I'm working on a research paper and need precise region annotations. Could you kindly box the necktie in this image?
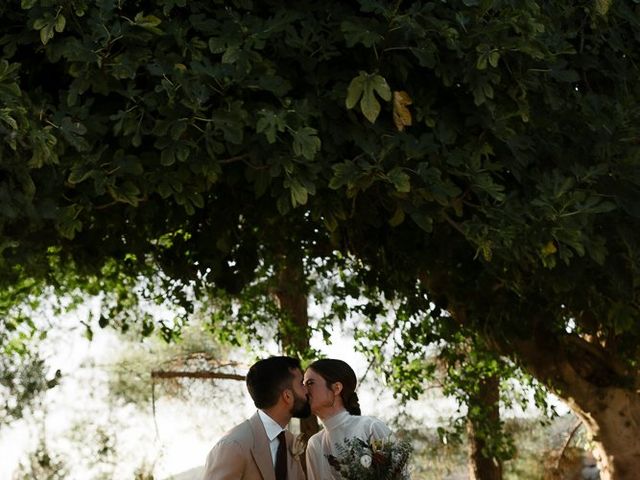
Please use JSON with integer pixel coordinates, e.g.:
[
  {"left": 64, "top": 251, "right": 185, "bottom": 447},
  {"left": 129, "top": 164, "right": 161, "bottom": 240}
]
[{"left": 275, "top": 430, "right": 287, "bottom": 480}]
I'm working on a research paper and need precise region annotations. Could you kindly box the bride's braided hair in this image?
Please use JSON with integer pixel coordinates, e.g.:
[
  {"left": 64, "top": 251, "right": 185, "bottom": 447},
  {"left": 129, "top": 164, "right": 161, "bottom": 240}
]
[{"left": 308, "top": 359, "right": 361, "bottom": 416}]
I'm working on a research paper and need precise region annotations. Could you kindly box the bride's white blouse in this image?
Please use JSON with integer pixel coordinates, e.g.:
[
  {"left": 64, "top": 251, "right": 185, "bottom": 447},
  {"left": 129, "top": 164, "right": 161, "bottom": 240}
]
[{"left": 305, "top": 409, "right": 392, "bottom": 480}]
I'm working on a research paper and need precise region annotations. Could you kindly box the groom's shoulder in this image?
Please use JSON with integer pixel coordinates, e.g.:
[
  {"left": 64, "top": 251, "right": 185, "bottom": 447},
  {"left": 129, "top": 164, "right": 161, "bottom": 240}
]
[{"left": 223, "top": 417, "right": 253, "bottom": 439}]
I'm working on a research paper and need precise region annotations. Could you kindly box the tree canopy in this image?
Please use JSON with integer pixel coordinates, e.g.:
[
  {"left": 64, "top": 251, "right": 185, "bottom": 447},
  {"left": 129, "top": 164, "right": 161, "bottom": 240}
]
[{"left": 2, "top": 1, "right": 640, "bottom": 477}]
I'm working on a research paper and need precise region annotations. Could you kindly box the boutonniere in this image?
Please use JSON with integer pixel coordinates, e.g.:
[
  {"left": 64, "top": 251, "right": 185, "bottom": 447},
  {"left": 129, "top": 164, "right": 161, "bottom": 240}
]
[{"left": 290, "top": 433, "right": 307, "bottom": 459}]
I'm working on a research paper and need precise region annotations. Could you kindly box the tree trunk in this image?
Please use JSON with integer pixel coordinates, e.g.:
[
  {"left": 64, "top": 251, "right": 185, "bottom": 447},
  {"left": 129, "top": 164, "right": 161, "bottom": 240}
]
[
  {"left": 495, "top": 329, "right": 640, "bottom": 480},
  {"left": 467, "top": 373, "right": 503, "bottom": 480},
  {"left": 273, "top": 255, "right": 320, "bottom": 448},
  {"left": 274, "top": 256, "right": 311, "bottom": 355},
  {"left": 547, "top": 366, "right": 640, "bottom": 480},
  {"left": 427, "top": 279, "right": 640, "bottom": 480},
  {"left": 573, "top": 389, "right": 640, "bottom": 480}
]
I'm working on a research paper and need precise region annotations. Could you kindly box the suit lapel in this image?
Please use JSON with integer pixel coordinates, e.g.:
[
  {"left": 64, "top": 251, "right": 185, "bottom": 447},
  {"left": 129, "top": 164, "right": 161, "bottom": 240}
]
[{"left": 249, "top": 413, "right": 276, "bottom": 480}]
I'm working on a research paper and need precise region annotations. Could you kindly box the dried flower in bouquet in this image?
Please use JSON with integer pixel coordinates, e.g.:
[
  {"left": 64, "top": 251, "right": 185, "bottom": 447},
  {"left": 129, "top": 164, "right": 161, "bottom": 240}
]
[{"left": 325, "top": 434, "right": 412, "bottom": 479}]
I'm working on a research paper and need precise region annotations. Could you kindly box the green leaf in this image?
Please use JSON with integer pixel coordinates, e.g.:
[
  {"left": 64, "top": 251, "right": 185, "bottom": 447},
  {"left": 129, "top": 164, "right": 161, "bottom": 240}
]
[
  {"left": 256, "top": 110, "right": 286, "bottom": 143},
  {"left": 341, "top": 20, "right": 383, "bottom": 48},
  {"left": 346, "top": 74, "right": 366, "bottom": 109},
  {"left": 222, "top": 46, "right": 241, "bottom": 64},
  {"left": 476, "top": 44, "right": 493, "bottom": 70},
  {"left": 109, "top": 181, "right": 141, "bottom": 206},
  {"left": 40, "top": 24, "right": 54, "bottom": 45},
  {"left": 55, "top": 14, "right": 66, "bottom": 33},
  {"left": 388, "top": 207, "right": 405, "bottom": 226},
  {"left": 0, "top": 110, "right": 18, "bottom": 130},
  {"left": 60, "top": 117, "right": 89, "bottom": 151},
  {"left": 84, "top": 325, "right": 94, "bottom": 341},
  {"left": 370, "top": 74, "right": 391, "bottom": 102},
  {"left": 161, "top": 148, "right": 175, "bottom": 166},
  {"left": 133, "top": 13, "right": 163, "bottom": 34},
  {"left": 57, "top": 205, "right": 83, "bottom": 239},
  {"left": 208, "top": 37, "right": 227, "bottom": 54},
  {"left": 473, "top": 173, "right": 505, "bottom": 201},
  {"left": 190, "top": 191, "right": 205, "bottom": 208},
  {"left": 329, "top": 161, "right": 359, "bottom": 190},
  {"left": 68, "top": 166, "right": 93, "bottom": 184},
  {"left": 134, "top": 13, "right": 161, "bottom": 27},
  {"left": 175, "top": 143, "right": 190, "bottom": 163},
  {"left": 211, "top": 106, "right": 246, "bottom": 144},
  {"left": 360, "top": 82, "right": 381, "bottom": 124},
  {"left": 289, "top": 179, "right": 308, "bottom": 206},
  {"left": 387, "top": 168, "right": 411, "bottom": 193},
  {"left": 33, "top": 18, "right": 48, "bottom": 30},
  {"left": 16, "top": 171, "right": 36, "bottom": 198},
  {"left": 357, "top": 73, "right": 391, "bottom": 123},
  {"left": 258, "top": 74, "right": 291, "bottom": 96},
  {"left": 412, "top": 46, "right": 436, "bottom": 68},
  {"left": 488, "top": 51, "right": 500, "bottom": 68},
  {"left": 157, "top": 181, "right": 172, "bottom": 198},
  {"left": 292, "top": 127, "right": 321, "bottom": 160},
  {"left": 410, "top": 212, "right": 433, "bottom": 232}
]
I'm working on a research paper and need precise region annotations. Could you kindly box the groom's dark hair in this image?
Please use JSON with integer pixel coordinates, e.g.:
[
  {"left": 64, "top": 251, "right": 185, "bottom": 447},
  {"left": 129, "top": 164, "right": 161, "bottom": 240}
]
[{"left": 246, "top": 356, "right": 302, "bottom": 408}]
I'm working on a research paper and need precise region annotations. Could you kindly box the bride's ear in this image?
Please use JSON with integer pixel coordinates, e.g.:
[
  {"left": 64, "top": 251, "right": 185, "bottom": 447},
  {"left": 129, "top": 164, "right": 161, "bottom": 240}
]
[{"left": 331, "top": 382, "right": 343, "bottom": 396}]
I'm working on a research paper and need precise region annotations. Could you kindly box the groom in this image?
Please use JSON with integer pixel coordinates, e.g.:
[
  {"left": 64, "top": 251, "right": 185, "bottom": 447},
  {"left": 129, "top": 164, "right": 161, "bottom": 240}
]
[{"left": 202, "top": 356, "right": 311, "bottom": 480}]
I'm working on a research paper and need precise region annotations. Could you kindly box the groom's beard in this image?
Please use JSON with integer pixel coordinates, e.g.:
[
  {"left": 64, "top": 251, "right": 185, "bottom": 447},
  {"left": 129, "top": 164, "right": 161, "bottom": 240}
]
[{"left": 291, "top": 393, "right": 311, "bottom": 419}]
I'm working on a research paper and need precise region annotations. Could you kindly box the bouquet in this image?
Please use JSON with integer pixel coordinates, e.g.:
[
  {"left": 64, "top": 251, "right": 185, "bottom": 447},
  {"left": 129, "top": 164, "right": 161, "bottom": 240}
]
[{"left": 326, "top": 434, "right": 412, "bottom": 480}]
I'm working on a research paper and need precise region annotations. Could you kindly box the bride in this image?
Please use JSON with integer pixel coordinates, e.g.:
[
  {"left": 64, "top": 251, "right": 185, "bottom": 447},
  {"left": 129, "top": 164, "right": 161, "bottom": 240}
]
[{"left": 303, "top": 358, "right": 404, "bottom": 479}]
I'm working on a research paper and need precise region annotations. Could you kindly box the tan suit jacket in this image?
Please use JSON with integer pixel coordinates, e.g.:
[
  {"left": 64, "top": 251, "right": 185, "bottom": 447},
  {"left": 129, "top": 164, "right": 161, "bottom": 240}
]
[{"left": 202, "top": 412, "right": 306, "bottom": 480}]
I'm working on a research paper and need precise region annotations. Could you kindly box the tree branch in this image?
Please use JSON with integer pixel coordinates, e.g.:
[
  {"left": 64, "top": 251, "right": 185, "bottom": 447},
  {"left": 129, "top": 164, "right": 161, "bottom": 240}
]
[{"left": 151, "top": 370, "right": 245, "bottom": 381}]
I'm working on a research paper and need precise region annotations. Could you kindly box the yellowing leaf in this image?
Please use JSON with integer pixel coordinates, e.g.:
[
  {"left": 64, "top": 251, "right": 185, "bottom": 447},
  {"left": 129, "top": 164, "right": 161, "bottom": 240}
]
[
  {"left": 133, "top": 12, "right": 163, "bottom": 34},
  {"left": 392, "top": 91, "right": 413, "bottom": 132},
  {"left": 542, "top": 241, "right": 557, "bottom": 256},
  {"left": 595, "top": 0, "right": 612, "bottom": 15},
  {"left": 388, "top": 207, "right": 405, "bottom": 226}
]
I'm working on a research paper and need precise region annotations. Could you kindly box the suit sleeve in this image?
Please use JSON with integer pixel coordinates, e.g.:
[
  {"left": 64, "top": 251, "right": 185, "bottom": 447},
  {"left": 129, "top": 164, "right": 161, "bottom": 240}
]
[{"left": 202, "top": 439, "right": 245, "bottom": 480}]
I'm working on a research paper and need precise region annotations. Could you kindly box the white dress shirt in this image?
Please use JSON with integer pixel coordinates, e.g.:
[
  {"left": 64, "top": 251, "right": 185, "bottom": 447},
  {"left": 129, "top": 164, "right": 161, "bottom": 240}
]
[{"left": 257, "top": 409, "right": 286, "bottom": 466}]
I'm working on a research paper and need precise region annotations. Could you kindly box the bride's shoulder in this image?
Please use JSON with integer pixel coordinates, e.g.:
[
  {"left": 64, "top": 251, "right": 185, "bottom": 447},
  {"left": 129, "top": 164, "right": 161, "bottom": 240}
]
[
  {"left": 358, "top": 415, "right": 392, "bottom": 436},
  {"left": 357, "top": 415, "right": 387, "bottom": 426},
  {"left": 307, "top": 429, "right": 324, "bottom": 447}
]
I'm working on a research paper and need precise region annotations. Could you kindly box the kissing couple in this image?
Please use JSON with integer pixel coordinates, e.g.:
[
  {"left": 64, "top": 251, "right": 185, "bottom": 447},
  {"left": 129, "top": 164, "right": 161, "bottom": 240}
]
[{"left": 201, "top": 356, "right": 401, "bottom": 480}]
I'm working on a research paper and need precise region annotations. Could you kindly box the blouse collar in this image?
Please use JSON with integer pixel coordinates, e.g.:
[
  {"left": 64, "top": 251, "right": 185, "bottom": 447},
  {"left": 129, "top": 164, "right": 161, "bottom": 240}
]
[{"left": 322, "top": 409, "right": 350, "bottom": 431}]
